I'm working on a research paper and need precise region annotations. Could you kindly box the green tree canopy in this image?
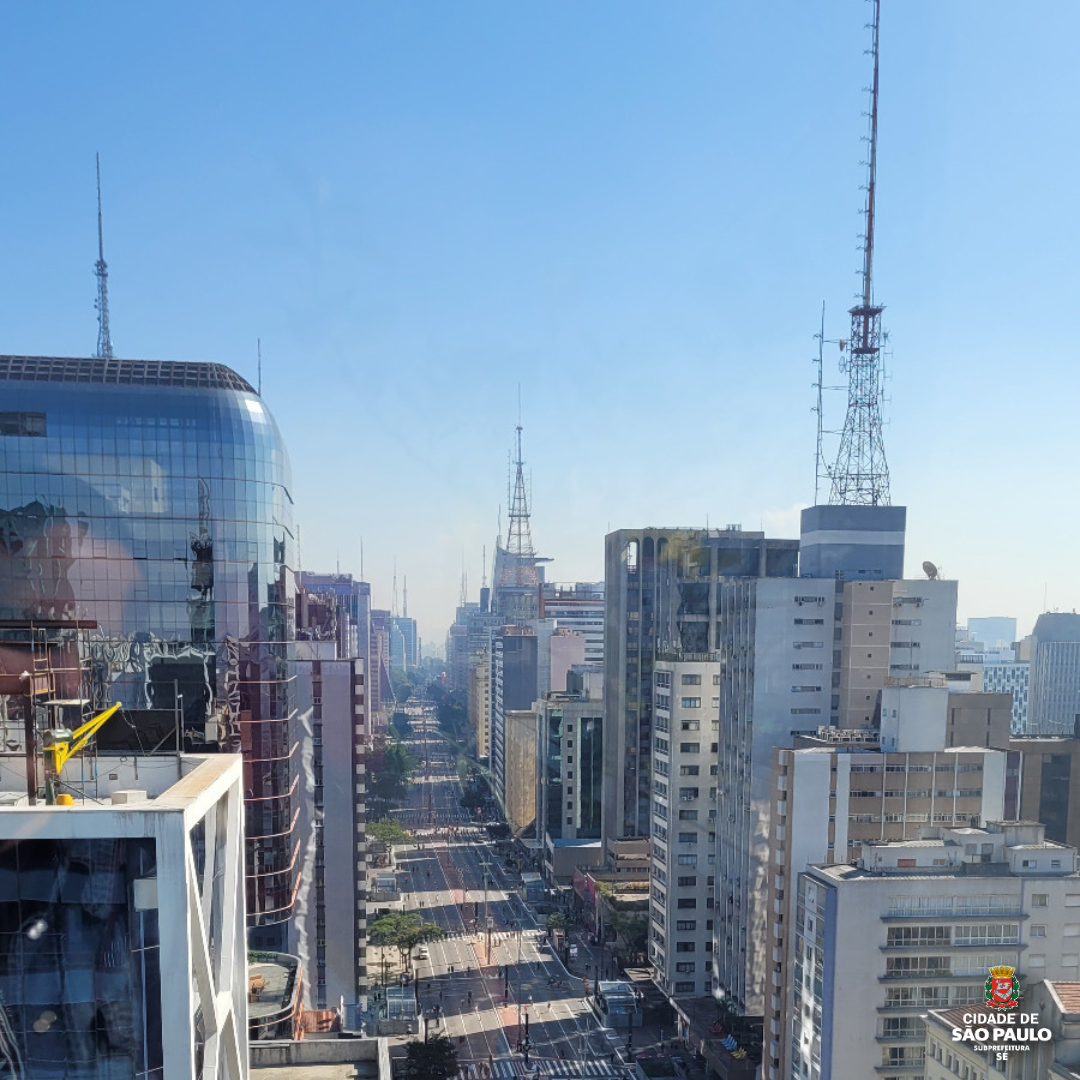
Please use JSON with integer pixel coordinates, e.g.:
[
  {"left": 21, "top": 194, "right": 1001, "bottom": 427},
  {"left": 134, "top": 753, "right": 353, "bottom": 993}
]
[
  {"left": 403, "top": 1035, "right": 458, "bottom": 1080},
  {"left": 546, "top": 912, "right": 567, "bottom": 931},
  {"left": 367, "top": 818, "right": 414, "bottom": 847},
  {"left": 607, "top": 909, "right": 648, "bottom": 961},
  {"left": 368, "top": 912, "right": 444, "bottom": 971}
]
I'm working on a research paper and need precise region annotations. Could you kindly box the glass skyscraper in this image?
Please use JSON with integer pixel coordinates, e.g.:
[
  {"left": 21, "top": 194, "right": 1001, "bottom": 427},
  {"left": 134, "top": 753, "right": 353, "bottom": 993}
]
[{"left": 0, "top": 355, "right": 297, "bottom": 941}]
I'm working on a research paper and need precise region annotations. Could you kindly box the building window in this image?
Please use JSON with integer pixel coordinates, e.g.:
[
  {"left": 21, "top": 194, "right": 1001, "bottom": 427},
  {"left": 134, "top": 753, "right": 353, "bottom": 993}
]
[
  {"left": 675, "top": 962, "right": 696, "bottom": 973},
  {"left": 0, "top": 411, "right": 47, "bottom": 437},
  {"left": 681, "top": 674, "right": 702, "bottom": 686},
  {"left": 1033, "top": 894, "right": 1049, "bottom": 908},
  {"left": 676, "top": 920, "right": 696, "bottom": 931},
  {"left": 676, "top": 942, "right": 696, "bottom": 952},
  {"left": 675, "top": 981, "right": 695, "bottom": 993},
  {"left": 681, "top": 697, "right": 701, "bottom": 709},
  {"left": 679, "top": 765, "right": 699, "bottom": 777},
  {"left": 680, "top": 743, "right": 700, "bottom": 754}
]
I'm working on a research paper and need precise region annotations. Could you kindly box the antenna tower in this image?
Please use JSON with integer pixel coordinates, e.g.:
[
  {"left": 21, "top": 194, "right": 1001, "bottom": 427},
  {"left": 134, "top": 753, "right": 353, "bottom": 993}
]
[
  {"left": 403, "top": 576, "right": 408, "bottom": 619},
  {"left": 829, "top": 0, "right": 891, "bottom": 507},
  {"left": 506, "top": 420, "right": 536, "bottom": 582},
  {"left": 94, "top": 153, "right": 114, "bottom": 359}
]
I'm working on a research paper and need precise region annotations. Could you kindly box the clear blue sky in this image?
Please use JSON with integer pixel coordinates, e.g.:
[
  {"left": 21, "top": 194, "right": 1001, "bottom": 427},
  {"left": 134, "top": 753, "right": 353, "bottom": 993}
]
[{"left": 2, "top": 2, "right": 1078, "bottom": 647}]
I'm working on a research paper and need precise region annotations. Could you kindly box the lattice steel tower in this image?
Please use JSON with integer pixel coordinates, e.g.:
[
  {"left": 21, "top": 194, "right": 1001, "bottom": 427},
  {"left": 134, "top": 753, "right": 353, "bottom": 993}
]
[
  {"left": 506, "top": 420, "right": 536, "bottom": 579},
  {"left": 94, "top": 153, "right": 114, "bottom": 360},
  {"left": 829, "top": 0, "right": 890, "bottom": 506}
]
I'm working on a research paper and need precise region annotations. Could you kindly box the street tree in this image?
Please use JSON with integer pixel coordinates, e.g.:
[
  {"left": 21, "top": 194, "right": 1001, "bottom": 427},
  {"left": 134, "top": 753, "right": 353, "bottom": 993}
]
[
  {"left": 367, "top": 819, "right": 415, "bottom": 848},
  {"left": 403, "top": 1035, "right": 458, "bottom": 1080},
  {"left": 368, "top": 912, "right": 445, "bottom": 973}
]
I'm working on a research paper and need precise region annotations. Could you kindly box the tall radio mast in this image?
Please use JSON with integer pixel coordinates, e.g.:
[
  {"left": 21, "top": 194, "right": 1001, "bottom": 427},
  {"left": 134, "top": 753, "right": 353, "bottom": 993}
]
[
  {"left": 829, "top": 0, "right": 891, "bottom": 506},
  {"left": 94, "top": 154, "right": 114, "bottom": 360}
]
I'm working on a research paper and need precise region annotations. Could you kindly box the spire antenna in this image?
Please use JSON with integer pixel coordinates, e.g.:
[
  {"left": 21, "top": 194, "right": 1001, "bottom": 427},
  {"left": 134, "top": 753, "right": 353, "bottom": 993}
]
[
  {"left": 828, "top": 0, "right": 890, "bottom": 507},
  {"left": 94, "top": 153, "right": 114, "bottom": 359}
]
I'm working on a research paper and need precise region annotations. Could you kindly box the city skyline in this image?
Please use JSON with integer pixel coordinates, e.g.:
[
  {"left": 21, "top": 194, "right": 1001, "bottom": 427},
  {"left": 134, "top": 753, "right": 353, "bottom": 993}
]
[{"left": 1, "top": 1, "right": 1078, "bottom": 640}]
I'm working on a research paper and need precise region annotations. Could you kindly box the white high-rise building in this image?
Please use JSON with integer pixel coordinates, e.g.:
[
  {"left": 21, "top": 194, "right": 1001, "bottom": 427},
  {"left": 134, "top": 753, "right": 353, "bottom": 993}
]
[
  {"left": 649, "top": 657, "right": 721, "bottom": 1000},
  {"left": 790, "top": 822, "right": 1080, "bottom": 1080},
  {"left": 0, "top": 754, "right": 251, "bottom": 1079}
]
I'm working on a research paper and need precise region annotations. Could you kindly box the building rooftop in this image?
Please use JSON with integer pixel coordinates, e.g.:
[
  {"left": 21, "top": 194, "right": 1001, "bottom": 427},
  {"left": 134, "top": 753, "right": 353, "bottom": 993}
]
[
  {"left": 248, "top": 953, "right": 302, "bottom": 1024},
  {"left": 1048, "top": 982, "right": 1080, "bottom": 1017},
  {"left": 0, "top": 354, "right": 255, "bottom": 393},
  {"left": 0, "top": 753, "right": 240, "bottom": 810}
]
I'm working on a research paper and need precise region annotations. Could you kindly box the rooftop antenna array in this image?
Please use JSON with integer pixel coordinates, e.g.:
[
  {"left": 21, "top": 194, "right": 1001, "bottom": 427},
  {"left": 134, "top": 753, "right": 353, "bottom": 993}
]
[
  {"left": 828, "top": 0, "right": 891, "bottom": 507},
  {"left": 94, "top": 153, "right": 114, "bottom": 359}
]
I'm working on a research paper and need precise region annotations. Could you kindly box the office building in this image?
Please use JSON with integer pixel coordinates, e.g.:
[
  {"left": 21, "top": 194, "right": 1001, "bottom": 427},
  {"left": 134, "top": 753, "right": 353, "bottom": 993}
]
[
  {"left": 0, "top": 355, "right": 297, "bottom": 948},
  {"left": 835, "top": 576, "right": 959, "bottom": 727},
  {"left": 294, "top": 584, "right": 369, "bottom": 1013},
  {"left": 648, "top": 657, "right": 721, "bottom": 1000},
  {"left": 539, "top": 666, "right": 604, "bottom": 882},
  {"left": 1010, "top": 733, "right": 1080, "bottom": 848},
  {"left": 490, "top": 625, "right": 539, "bottom": 814},
  {"left": 369, "top": 609, "right": 392, "bottom": 712},
  {"left": 299, "top": 572, "right": 371, "bottom": 669},
  {"left": 984, "top": 661, "right": 1030, "bottom": 733},
  {"left": 1029, "top": 613, "right": 1080, "bottom": 733},
  {"left": 470, "top": 660, "right": 491, "bottom": 759},
  {"left": 712, "top": 501, "right": 958, "bottom": 1018},
  {"left": 0, "top": 752, "right": 253, "bottom": 1078},
  {"left": 530, "top": 621, "right": 587, "bottom": 701},
  {"left": 764, "top": 683, "right": 1011, "bottom": 1079},
  {"left": 540, "top": 581, "right": 605, "bottom": 665},
  {"left": 602, "top": 527, "right": 800, "bottom": 872},
  {"left": 504, "top": 708, "right": 538, "bottom": 835},
  {"left": 446, "top": 609, "right": 474, "bottom": 693},
  {"left": 790, "top": 822, "right": 1080, "bottom": 1080}
]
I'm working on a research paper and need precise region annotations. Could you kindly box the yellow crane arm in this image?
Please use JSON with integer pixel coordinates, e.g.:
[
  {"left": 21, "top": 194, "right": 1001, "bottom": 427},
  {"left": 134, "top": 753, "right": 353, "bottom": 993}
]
[{"left": 44, "top": 702, "right": 122, "bottom": 776}]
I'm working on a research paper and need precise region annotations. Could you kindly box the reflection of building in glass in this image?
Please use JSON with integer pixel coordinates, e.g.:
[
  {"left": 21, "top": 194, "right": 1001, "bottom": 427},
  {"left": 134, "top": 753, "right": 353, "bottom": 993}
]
[
  {"left": 0, "top": 356, "right": 297, "bottom": 948},
  {"left": 0, "top": 754, "right": 251, "bottom": 1079}
]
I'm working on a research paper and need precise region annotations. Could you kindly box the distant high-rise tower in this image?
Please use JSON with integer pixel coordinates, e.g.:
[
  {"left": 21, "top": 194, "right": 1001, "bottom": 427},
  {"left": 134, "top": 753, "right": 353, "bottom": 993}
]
[
  {"left": 829, "top": 0, "right": 890, "bottom": 507},
  {"left": 94, "top": 153, "right": 114, "bottom": 360}
]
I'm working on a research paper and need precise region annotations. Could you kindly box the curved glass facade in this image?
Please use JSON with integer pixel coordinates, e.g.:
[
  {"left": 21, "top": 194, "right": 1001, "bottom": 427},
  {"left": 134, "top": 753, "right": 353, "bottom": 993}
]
[{"left": 0, "top": 356, "right": 298, "bottom": 933}]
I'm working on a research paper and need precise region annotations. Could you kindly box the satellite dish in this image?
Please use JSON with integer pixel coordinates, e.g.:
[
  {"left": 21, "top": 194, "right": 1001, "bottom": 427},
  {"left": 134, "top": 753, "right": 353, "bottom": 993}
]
[{"left": 922, "top": 561, "right": 939, "bottom": 580}]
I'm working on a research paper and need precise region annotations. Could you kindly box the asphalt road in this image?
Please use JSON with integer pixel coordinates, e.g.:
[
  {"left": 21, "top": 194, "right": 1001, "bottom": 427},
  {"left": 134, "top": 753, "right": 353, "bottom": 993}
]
[{"left": 386, "top": 719, "right": 629, "bottom": 1071}]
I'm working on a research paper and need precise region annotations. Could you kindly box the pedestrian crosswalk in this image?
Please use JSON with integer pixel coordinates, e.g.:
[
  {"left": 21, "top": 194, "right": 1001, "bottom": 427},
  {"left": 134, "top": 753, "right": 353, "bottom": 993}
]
[{"left": 490, "top": 1061, "right": 626, "bottom": 1078}]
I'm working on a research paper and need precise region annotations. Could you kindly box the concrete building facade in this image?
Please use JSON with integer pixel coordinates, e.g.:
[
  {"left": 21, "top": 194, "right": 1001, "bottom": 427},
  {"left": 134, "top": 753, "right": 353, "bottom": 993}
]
[
  {"left": 538, "top": 667, "right": 604, "bottom": 882},
  {"left": 293, "top": 645, "right": 368, "bottom": 1011},
  {"left": 602, "top": 528, "right": 799, "bottom": 872},
  {"left": 790, "top": 822, "right": 1080, "bottom": 1080},
  {"left": 649, "top": 657, "right": 721, "bottom": 1001}
]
